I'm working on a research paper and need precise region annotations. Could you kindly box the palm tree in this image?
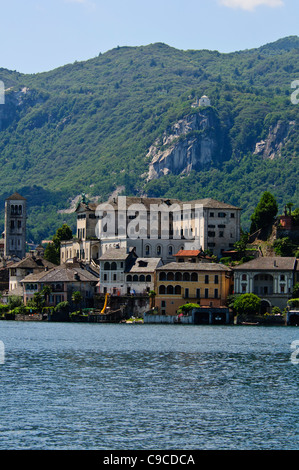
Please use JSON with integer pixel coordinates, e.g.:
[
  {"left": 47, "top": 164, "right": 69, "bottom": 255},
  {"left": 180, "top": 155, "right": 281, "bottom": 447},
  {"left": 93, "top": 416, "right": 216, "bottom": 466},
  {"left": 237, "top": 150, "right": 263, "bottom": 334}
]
[
  {"left": 72, "top": 291, "right": 83, "bottom": 313},
  {"left": 148, "top": 290, "right": 156, "bottom": 309},
  {"left": 41, "top": 285, "right": 52, "bottom": 306}
]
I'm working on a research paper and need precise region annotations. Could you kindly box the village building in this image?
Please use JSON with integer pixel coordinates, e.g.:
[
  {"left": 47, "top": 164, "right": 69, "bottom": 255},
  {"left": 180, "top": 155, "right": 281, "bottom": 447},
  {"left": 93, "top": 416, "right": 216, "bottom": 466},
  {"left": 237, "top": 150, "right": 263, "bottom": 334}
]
[
  {"left": 61, "top": 196, "right": 241, "bottom": 264},
  {"left": 20, "top": 259, "right": 99, "bottom": 308},
  {"left": 233, "top": 256, "right": 298, "bottom": 313},
  {"left": 60, "top": 200, "right": 100, "bottom": 265},
  {"left": 98, "top": 246, "right": 162, "bottom": 296},
  {"left": 155, "top": 260, "right": 233, "bottom": 316},
  {"left": 7, "top": 251, "right": 56, "bottom": 297},
  {"left": 4, "top": 192, "right": 27, "bottom": 260}
]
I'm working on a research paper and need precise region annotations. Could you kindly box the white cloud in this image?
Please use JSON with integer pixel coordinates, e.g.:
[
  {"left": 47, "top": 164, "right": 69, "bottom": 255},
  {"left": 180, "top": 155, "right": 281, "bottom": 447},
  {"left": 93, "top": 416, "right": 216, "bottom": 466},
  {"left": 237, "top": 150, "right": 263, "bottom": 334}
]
[{"left": 219, "top": 0, "right": 284, "bottom": 11}]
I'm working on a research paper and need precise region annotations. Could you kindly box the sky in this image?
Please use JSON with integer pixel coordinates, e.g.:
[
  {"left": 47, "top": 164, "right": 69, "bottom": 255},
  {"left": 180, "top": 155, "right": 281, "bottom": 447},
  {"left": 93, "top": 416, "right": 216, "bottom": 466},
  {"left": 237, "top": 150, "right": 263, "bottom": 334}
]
[{"left": 0, "top": 0, "right": 298, "bottom": 74}]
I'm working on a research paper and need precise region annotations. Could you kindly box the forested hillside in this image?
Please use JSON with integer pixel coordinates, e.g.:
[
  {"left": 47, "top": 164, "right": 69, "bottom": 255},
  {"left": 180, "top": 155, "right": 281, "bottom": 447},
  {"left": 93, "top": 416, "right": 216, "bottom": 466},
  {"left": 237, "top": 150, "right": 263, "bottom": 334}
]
[{"left": 0, "top": 36, "right": 298, "bottom": 242}]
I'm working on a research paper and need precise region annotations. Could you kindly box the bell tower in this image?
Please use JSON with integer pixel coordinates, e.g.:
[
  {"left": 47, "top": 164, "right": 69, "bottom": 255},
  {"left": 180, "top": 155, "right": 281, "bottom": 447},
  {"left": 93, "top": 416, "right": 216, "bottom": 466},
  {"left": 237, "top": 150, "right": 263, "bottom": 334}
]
[{"left": 4, "top": 192, "right": 27, "bottom": 259}]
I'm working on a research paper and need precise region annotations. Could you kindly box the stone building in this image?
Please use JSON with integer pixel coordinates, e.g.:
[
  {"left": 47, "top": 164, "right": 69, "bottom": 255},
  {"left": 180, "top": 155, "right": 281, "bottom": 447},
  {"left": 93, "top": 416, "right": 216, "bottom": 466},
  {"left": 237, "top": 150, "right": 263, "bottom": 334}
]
[
  {"left": 233, "top": 256, "right": 297, "bottom": 313},
  {"left": 20, "top": 259, "right": 99, "bottom": 308},
  {"left": 61, "top": 196, "right": 241, "bottom": 263},
  {"left": 155, "top": 260, "right": 233, "bottom": 316},
  {"left": 4, "top": 192, "right": 26, "bottom": 259}
]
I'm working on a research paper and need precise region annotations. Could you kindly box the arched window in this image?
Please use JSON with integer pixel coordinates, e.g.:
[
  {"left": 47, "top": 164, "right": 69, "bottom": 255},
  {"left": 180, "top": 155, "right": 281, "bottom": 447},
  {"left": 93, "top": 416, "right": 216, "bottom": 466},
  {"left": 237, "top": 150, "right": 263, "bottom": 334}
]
[
  {"left": 183, "top": 272, "right": 190, "bottom": 281},
  {"left": 175, "top": 285, "right": 181, "bottom": 295},
  {"left": 146, "top": 275, "right": 151, "bottom": 282},
  {"left": 167, "top": 272, "right": 174, "bottom": 281},
  {"left": 104, "top": 262, "right": 110, "bottom": 270},
  {"left": 159, "top": 272, "right": 166, "bottom": 281},
  {"left": 126, "top": 275, "right": 132, "bottom": 282},
  {"left": 175, "top": 272, "right": 182, "bottom": 281},
  {"left": 111, "top": 262, "right": 117, "bottom": 270},
  {"left": 167, "top": 285, "right": 174, "bottom": 295},
  {"left": 145, "top": 245, "right": 151, "bottom": 256},
  {"left": 168, "top": 245, "right": 173, "bottom": 255},
  {"left": 133, "top": 275, "right": 138, "bottom": 282},
  {"left": 19, "top": 205, "right": 22, "bottom": 215},
  {"left": 156, "top": 245, "right": 162, "bottom": 256},
  {"left": 242, "top": 274, "right": 247, "bottom": 281},
  {"left": 191, "top": 272, "right": 198, "bottom": 282},
  {"left": 159, "top": 285, "right": 166, "bottom": 294},
  {"left": 139, "top": 275, "right": 145, "bottom": 282}
]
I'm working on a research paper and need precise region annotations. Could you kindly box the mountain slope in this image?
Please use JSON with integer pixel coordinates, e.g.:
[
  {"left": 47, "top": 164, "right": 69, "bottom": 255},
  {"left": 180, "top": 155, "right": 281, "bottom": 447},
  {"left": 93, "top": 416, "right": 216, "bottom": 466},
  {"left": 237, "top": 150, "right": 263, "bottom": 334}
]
[{"left": 0, "top": 37, "right": 298, "bottom": 242}]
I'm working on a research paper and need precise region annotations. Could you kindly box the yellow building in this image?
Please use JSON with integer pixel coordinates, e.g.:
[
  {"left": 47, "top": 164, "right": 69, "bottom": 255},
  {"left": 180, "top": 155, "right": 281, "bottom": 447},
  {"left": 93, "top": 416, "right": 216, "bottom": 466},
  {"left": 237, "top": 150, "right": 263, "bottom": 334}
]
[{"left": 155, "top": 260, "right": 233, "bottom": 315}]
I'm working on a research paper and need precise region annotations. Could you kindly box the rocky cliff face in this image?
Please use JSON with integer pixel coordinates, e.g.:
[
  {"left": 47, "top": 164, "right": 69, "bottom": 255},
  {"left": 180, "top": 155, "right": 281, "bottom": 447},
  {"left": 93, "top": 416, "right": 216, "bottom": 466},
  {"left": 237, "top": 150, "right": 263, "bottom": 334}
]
[
  {"left": 147, "top": 108, "right": 224, "bottom": 180},
  {"left": 254, "top": 120, "right": 296, "bottom": 160}
]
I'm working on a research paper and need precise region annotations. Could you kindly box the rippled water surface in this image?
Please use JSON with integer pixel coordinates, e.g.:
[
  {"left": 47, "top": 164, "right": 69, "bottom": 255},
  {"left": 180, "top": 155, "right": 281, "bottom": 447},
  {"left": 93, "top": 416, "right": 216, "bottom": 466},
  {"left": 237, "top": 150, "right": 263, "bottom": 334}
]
[{"left": 0, "top": 321, "right": 298, "bottom": 450}]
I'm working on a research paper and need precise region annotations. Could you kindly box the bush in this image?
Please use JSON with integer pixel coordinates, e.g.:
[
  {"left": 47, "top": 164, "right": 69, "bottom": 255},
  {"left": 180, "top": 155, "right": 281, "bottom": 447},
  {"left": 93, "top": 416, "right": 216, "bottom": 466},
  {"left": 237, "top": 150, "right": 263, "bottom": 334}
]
[{"left": 233, "top": 293, "right": 261, "bottom": 315}]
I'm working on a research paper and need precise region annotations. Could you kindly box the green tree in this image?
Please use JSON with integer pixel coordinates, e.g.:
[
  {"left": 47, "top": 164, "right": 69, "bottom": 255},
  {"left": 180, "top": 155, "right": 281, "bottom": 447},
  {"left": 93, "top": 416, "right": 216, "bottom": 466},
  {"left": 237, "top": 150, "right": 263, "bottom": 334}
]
[
  {"left": 72, "top": 291, "right": 83, "bottom": 313},
  {"left": 233, "top": 293, "right": 261, "bottom": 316},
  {"left": 273, "top": 237, "right": 295, "bottom": 256},
  {"left": 250, "top": 191, "right": 278, "bottom": 234},
  {"left": 44, "top": 224, "right": 73, "bottom": 265},
  {"left": 148, "top": 290, "right": 156, "bottom": 309},
  {"left": 292, "top": 283, "right": 299, "bottom": 299},
  {"left": 41, "top": 285, "right": 52, "bottom": 305}
]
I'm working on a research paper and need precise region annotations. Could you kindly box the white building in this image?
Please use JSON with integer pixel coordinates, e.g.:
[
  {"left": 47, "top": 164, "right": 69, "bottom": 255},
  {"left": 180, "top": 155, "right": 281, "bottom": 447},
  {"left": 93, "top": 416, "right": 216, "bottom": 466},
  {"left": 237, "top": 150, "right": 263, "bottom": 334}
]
[
  {"left": 61, "top": 196, "right": 241, "bottom": 263},
  {"left": 233, "top": 257, "right": 297, "bottom": 313}
]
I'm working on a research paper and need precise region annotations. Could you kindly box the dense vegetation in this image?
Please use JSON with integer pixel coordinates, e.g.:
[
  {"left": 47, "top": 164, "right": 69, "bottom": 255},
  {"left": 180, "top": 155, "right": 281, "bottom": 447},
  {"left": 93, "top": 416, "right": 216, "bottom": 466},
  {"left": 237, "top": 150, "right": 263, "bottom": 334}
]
[{"left": 0, "top": 37, "right": 298, "bottom": 242}]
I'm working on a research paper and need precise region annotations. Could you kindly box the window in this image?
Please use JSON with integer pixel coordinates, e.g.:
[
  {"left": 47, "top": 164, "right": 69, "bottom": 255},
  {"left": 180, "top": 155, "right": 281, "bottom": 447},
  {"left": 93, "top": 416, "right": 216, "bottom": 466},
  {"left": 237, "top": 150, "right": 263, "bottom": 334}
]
[
  {"left": 111, "top": 262, "right": 117, "bottom": 270},
  {"left": 210, "top": 212, "right": 214, "bottom": 217},
  {"left": 113, "top": 274, "right": 117, "bottom": 281},
  {"left": 145, "top": 245, "right": 150, "bottom": 256},
  {"left": 175, "top": 285, "right": 181, "bottom": 295},
  {"left": 146, "top": 275, "right": 151, "bottom": 282},
  {"left": 161, "top": 301, "right": 166, "bottom": 307},
  {"left": 133, "top": 275, "right": 138, "bottom": 282},
  {"left": 191, "top": 272, "right": 198, "bottom": 282},
  {"left": 140, "top": 275, "right": 145, "bottom": 282},
  {"left": 159, "top": 285, "right": 166, "bottom": 294},
  {"left": 214, "top": 289, "right": 219, "bottom": 298},
  {"left": 208, "top": 231, "right": 215, "bottom": 237},
  {"left": 205, "top": 275, "right": 209, "bottom": 284},
  {"left": 157, "top": 245, "right": 162, "bottom": 255},
  {"left": 218, "top": 212, "right": 226, "bottom": 218},
  {"left": 196, "top": 288, "right": 200, "bottom": 299},
  {"left": 205, "top": 288, "right": 209, "bottom": 299},
  {"left": 230, "top": 213, "right": 235, "bottom": 218},
  {"left": 214, "top": 275, "right": 219, "bottom": 284},
  {"left": 184, "top": 288, "right": 189, "bottom": 298},
  {"left": 126, "top": 275, "right": 132, "bottom": 282},
  {"left": 159, "top": 272, "right": 166, "bottom": 281},
  {"left": 242, "top": 274, "right": 247, "bottom": 281},
  {"left": 104, "top": 262, "right": 110, "bottom": 270},
  {"left": 167, "top": 285, "right": 174, "bottom": 295}
]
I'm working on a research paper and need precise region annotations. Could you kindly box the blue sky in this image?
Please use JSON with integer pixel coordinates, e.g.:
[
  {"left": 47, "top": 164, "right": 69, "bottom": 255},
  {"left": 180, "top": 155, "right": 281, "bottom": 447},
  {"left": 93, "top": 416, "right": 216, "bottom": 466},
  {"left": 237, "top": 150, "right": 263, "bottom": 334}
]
[{"left": 0, "top": 0, "right": 298, "bottom": 74}]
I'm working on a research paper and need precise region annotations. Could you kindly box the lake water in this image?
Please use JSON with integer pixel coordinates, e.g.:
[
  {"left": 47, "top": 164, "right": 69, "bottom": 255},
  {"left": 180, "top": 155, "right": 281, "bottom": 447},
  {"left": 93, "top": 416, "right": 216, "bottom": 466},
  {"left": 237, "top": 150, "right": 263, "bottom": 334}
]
[{"left": 0, "top": 321, "right": 298, "bottom": 450}]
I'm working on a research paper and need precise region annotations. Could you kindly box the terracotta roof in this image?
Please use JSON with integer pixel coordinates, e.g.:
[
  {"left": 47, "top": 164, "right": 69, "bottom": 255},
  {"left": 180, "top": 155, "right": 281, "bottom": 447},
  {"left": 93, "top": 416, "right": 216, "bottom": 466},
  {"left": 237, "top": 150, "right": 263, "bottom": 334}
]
[
  {"left": 6, "top": 192, "right": 26, "bottom": 201},
  {"left": 174, "top": 250, "right": 202, "bottom": 257},
  {"left": 233, "top": 257, "right": 297, "bottom": 271}
]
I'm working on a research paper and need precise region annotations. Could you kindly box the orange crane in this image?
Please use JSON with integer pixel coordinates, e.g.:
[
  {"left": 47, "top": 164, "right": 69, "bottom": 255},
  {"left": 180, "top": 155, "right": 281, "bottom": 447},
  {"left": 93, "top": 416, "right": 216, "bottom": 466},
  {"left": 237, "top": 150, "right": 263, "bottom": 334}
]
[{"left": 101, "top": 293, "right": 110, "bottom": 314}]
